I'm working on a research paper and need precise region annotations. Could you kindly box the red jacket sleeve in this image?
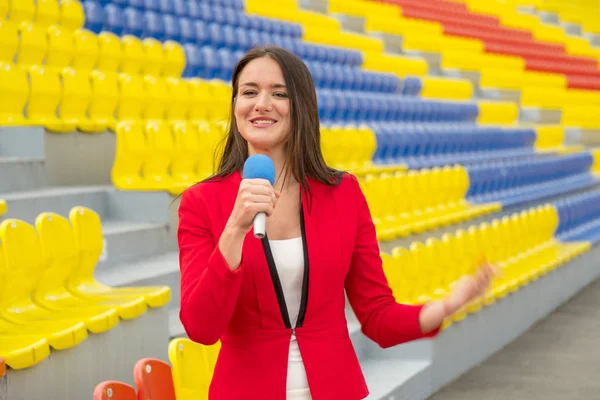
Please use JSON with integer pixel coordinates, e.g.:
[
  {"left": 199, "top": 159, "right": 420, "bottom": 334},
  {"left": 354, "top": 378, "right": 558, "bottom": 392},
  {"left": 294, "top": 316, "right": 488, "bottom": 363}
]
[
  {"left": 344, "top": 174, "right": 440, "bottom": 349},
  {"left": 177, "top": 186, "right": 244, "bottom": 345}
]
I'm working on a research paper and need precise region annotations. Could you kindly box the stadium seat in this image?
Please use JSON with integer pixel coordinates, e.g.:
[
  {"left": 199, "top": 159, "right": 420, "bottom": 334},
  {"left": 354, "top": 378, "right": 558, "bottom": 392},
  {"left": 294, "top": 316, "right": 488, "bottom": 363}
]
[
  {"left": 0, "top": 0, "right": 7, "bottom": 20},
  {"left": 115, "top": 72, "right": 146, "bottom": 121},
  {"left": 170, "top": 121, "right": 202, "bottom": 188},
  {"left": 25, "top": 65, "right": 61, "bottom": 127},
  {"left": 0, "top": 358, "right": 5, "bottom": 377},
  {"left": 72, "top": 28, "right": 99, "bottom": 71},
  {"left": 16, "top": 22, "right": 47, "bottom": 67},
  {"left": 141, "top": 38, "right": 166, "bottom": 76},
  {"left": 46, "top": 25, "right": 75, "bottom": 71},
  {"left": 165, "top": 77, "right": 191, "bottom": 121},
  {"left": 0, "top": 62, "right": 28, "bottom": 125},
  {"left": 35, "top": 0, "right": 61, "bottom": 28},
  {"left": 35, "top": 212, "right": 147, "bottom": 321},
  {"left": 143, "top": 75, "right": 169, "bottom": 120},
  {"left": 168, "top": 338, "right": 221, "bottom": 400},
  {"left": 0, "top": 219, "right": 89, "bottom": 350},
  {"left": 97, "top": 32, "right": 123, "bottom": 72},
  {"left": 121, "top": 35, "right": 145, "bottom": 75},
  {"left": 144, "top": 120, "right": 177, "bottom": 186},
  {"left": 163, "top": 41, "right": 186, "bottom": 77},
  {"left": 0, "top": 336, "right": 50, "bottom": 370},
  {"left": 0, "top": 199, "right": 6, "bottom": 216},
  {"left": 133, "top": 358, "right": 177, "bottom": 400},
  {"left": 68, "top": 206, "right": 171, "bottom": 309},
  {"left": 9, "top": 0, "right": 35, "bottom": 24},
  {"left": 47, "top": 67, "right": 93, "bottom": 133},
  {"left": 93, "top": 381, "right": 137, "bottom": 400},
  {"left": 59, "top": 0, "right": 85, "bottom": 30},
  {"left": 83, "top": 70, "right": 119, "bottom": 132},
  {"left": 0, "top": 20, "right": 19, "bottom": 63}
]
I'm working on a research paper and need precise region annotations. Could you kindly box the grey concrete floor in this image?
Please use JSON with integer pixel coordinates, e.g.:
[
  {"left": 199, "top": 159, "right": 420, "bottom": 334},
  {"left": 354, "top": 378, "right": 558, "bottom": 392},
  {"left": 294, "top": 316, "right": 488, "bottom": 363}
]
[{"left": 428, "top": 277, "right": 600, "bottom": 400}]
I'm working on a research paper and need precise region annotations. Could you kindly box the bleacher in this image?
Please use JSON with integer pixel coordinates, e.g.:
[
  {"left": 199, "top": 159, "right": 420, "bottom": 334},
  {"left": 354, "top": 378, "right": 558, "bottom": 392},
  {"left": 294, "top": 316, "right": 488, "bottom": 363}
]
[{"left": 1, "top": 0, "right": 600, "bottom": 398}]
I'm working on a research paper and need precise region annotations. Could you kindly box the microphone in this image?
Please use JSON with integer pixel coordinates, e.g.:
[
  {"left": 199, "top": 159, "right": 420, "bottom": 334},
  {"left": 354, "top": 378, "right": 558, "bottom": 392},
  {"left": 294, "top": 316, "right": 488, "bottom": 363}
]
[{"left": 242, "top": 154, "right": 276, "bottom": 239}]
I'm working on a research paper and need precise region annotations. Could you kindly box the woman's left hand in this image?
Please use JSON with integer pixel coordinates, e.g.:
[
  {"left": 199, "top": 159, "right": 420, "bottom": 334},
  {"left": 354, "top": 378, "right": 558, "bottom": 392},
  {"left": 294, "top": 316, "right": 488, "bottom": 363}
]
[{"left": 442, "top": 260, "right": 496, "bottom": 316}]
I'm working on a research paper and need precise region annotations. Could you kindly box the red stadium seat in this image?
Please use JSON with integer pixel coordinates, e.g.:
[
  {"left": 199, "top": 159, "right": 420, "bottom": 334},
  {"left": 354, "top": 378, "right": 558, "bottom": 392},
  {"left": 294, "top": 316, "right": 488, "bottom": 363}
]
[
  {"left": 133, "top": 358, "right": 176, "bottom": 400},
  {"left": 0, "top": 358, "right": 5, "bottom": 378},
  {"left": 93, "top": 381, "right": 137, "bottom": 400}
]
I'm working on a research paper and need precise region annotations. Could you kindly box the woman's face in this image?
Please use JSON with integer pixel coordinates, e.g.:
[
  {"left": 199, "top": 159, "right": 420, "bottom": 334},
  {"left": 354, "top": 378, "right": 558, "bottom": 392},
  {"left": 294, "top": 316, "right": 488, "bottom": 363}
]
[{"left": 234, "top": 57, "right": 291, "bottom": 157}]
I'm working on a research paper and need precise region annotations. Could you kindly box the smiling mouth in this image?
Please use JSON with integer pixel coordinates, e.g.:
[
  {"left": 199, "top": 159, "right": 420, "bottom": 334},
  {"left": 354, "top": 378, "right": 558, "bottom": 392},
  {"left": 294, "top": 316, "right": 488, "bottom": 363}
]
[{"left": 250, "top": 119, "right": 277, "bottom": 126}]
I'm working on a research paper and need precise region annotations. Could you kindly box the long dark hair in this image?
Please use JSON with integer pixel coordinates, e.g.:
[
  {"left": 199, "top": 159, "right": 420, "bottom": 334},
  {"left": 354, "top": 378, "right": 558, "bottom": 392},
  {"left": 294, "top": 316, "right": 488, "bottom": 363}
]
[{"left": 209, "top": 46, "right": 344, "bottom": 208}]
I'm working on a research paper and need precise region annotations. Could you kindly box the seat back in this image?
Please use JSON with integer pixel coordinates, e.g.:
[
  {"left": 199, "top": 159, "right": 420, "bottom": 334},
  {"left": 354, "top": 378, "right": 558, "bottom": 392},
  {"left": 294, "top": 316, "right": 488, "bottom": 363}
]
[
  {"left": 0, "top": 62, "right": 28, "bottom": 125},
  {"left": 0, "top": 20, "right": 19, "bottom": 63},
  {"left": 25, "top": 65, "right": 61, "bottom": 124},
  {"left": 163, "top": 41, "right": 185, "bottom": 77},
  {"left": 111, "top": 120, "right": 149, "bottom": 189},
  {"left": 165, "top": 77, "right": 190, "bottom": 121},
  {"left": 0, "top": 358, "right": 5, "bottom": 378},
  {"left": 168, "top": 338, "right": 221, "bottom": 400},
  {"left": 133, "top": 358, "right": 176, "bottom": 400},
  {"left": 143, "top": 120, "right": 175, "bottom": 188},
  {"left": 16, "top": 22, "right": 47, "bottom": 67},
  {"left": 10, "top": 0, "right": 35, "bottom": 24},
  {"left": 93, "top": 381, "right": 137, "bottom": 400},
  {"left": 36, "top": 0, "right": 61, "bottom": 28},
  {"left": 141, "top": 38, "right": 165, "bottom": 76},
  {"left": 58, "top": 67, "right": 92, "bottom": 125},
  {"left": 97, "top": 32, "right": 123, "bottom": 72},
  {"left": 34, "top": 212, "right": 79, "bottom": 303},
  {"left": 72, "top": 28, "right": 99, "bottom": 71},
  {"left": 0, "top": 0, "right": 8, "bottom": 20},
  {"left": 121, "top": 35, "right": 144, "bottom": 75},
  {"left": 0, "top": 219, "right": 43, "bottom": 315},
  {"left": 116, "top": 73, "right": 146, "bottom": 121},
  {"left": 68, "top": 206, "right": 105, "bottom": 292},
  {"left": 46, "top": 25, "right": 74, "bottom": 70},
  {"left": 89, "top": 70, "right": 119, "bottom": 127},
  {"left": 143, "top": 75, "right": 169, "bottom": 121},
  {"left": 171, "top": 121, "right": 200, "bottom": 183},
  {"left": 59, "top": 0, "right": 85, "bottom": 30}
]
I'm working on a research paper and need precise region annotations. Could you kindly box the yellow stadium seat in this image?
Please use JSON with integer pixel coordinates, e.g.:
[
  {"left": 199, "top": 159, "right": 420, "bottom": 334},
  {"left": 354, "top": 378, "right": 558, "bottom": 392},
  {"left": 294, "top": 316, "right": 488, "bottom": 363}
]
[
  {"left": 46, "top": 67, "right": 92, "bottom": 133},
  {"left": 0, "top": 199, "right": 6, "bottom": 216},
  {"left": 16, "top": 22, "right": 47, "bottom": 67},
  {"left": 0, "top": 0, "right": 7, "bottom": 20},
  {"left": 116, "top": 73, "right": 146, "bottom": 121},
  {"left": 72, "top": 28, "right": 99, "bottom": 70},
  {"left": 194, "top": 120, "right": 226, "bottom": 180},
  {"left": 35, "top": 212, "right": 147, "bottom": 321},
  {"left": 144, "top": 120, "right": 176, "bottom": 188},
  {"left": 170, "top": 121, "right": 201, "bottom": 193},
  {"left": 35, "top": 0, "right": 61, "bottom": 28},
  {"left": 69, "top": 206, "right": 171, "bottom": 308},
  {"left": 0, "top": 219, "right": 88, "bottom": 350},
  {"left": 0, "top": 62, "right": 28, "bottom": 126},
  {"left": 46, "top": 25, "right": 74, "bottom": 71},
  {"left": 304, "top": 26, "right": 384, "bottom": 53},
  {"left": 421, "top": 77, "right": 473, "bottom": 100},
  {"left": 83, "top": 70, "right": 119, "bottom": 132},
  {"left": 25, "top": 65, "right": 61, "bottom": 126},
  {"left": 0, "top": 336, "right": 50, "bottom": 370},
  {"left": 141, "top": 38, "right": 165, "bottom": 76},
  {"left": 520, "top": 86, "right": 565, "bottom": 109},
  {"left": 97, "top": 32, "right": 123, "bottom": 72},
  {"left": 143, "top": 75, "right": 169, "bottom": 121},
  {"left": 0, "top": 20, "right": 19, "bottom": 63},
  {"left": 9, "top": 0, "right": 35, "bottom": 24},
  {"left": 168, "top": 338, "right": 221, "bottom": 400},
  {"left": 112, "top": 120, "right": 151, "bottom": 189},
  {"left": 121, "top": 35, "right": 144, "bottom": 75},
  {"left": 477, "top": 101, "right": 519, "bottom": 125},
  {"left": 166, "top": 77, "right": 190, "bottom": 121},
  {"left": 59, "top": 0, "right": 84, "bottom": 30},
  {"left": 187, "top": 78, "right": 214, "bottom": 122},
  {"left": 163, "top": 41, "right": 186, "bottom": 77}
]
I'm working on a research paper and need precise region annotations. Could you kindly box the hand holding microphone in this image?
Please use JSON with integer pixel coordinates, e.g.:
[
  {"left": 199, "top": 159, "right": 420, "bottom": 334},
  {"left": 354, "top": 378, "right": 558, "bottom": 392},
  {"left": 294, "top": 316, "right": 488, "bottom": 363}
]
[{"left": 228, "top": 155, "right": 279, "bottom": 238}]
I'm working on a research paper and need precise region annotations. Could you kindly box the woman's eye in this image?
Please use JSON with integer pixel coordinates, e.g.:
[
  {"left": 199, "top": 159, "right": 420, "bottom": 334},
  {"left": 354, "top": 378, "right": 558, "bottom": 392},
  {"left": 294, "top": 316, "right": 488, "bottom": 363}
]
[
  {"left": 274, "top": 92, "right": 288, "bottom": 98},
  {"left": 242, "top": 90, "right": 257, "bottom": 96}
]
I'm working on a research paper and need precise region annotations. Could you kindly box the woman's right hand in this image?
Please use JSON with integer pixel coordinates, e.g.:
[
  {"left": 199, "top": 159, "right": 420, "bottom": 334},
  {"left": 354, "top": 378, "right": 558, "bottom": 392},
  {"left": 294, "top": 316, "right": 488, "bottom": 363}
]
[{"left": 226, "top": 178, "right": 280, "bottom": 234}]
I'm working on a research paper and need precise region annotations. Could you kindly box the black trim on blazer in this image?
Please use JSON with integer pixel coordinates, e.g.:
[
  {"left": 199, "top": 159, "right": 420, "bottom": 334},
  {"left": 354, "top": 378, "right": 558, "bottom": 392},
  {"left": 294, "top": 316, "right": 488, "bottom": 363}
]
[{"left": 261, "top": 204, "right": 309, "bottom": 330}]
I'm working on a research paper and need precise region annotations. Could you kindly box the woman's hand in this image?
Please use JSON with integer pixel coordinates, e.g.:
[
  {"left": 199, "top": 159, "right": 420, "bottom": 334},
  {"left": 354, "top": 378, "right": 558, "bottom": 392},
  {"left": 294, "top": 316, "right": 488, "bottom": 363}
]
[{"left": 443, "top": 260, "right": 495, "bottom": 316}]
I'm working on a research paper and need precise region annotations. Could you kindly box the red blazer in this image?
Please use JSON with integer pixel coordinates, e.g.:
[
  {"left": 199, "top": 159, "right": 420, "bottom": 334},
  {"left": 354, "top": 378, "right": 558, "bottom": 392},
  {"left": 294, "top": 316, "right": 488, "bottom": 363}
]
[{"left": 177, "top": 171, "right": 439, "bottom": 400}]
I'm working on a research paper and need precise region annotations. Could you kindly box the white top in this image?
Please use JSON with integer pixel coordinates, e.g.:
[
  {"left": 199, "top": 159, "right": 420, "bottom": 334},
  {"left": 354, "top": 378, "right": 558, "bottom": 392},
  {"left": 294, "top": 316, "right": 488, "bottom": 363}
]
[{"left": 269, "top": 237, "right": 312, "bottom": 400}]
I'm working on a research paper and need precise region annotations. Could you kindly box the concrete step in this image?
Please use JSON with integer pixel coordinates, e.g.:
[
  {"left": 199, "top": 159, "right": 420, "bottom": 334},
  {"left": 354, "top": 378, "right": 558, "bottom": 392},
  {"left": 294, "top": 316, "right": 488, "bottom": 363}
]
[
  {"left": 0, "top": 127, "right": 45, "bottom": 158},
  {"left": 362, "top": 358, "right": 431, "bottom": 400},
  {"left": 98, "top": 220, "right": 176, "bottom": 271},
  {"left": 0, "top": 185, "right": 174, "bottom": 225},
  {"left": 0, "top": 185, "right": 113, "bottom": 223},
  {"left": 0, "top": 156, "right": 47, "bottom": 192}
]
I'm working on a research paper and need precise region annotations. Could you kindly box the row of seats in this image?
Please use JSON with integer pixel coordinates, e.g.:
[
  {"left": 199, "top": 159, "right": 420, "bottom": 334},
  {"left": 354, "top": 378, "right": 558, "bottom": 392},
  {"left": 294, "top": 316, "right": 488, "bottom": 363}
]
[
  {"left": 555, "top": 191, "right": 600, "bottom": 237},
  {"left": 305, "top": 60, "right": 401, "bottom": 93},
  {"left": 0, "top": 206, "right": 170, "bottom": 369},
  {"left": 1, "top": 0, "right": 84, "bottom": 30},
  {"left": 317, "top": 89, "right": 480, "bottom": 123},
  {"left": 94, "top": 0, "right": 245, "bottom": 12},
  {"left": 0, "top": 62, "right": 231, "bottom": 131},
  {"left": 83, "top": 0, "right": 303, "bottom": 39},
  {"left": 0, "top": 21, "right": 186, "bottom": 77},
  {"left": 93, "top": 338, "right": 219, "bottom": 399}
]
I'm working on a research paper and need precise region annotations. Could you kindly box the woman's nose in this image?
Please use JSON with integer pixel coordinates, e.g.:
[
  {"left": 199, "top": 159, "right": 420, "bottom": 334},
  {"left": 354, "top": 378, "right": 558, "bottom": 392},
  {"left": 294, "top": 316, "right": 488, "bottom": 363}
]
[{"left": 254, "top": 92, "right": 272, "bottom": 111}]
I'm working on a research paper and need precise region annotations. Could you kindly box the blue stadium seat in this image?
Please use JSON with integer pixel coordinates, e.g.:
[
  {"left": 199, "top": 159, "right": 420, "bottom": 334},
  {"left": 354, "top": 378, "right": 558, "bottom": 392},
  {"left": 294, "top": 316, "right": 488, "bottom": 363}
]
[
  {"left": 194, "top": 20, "right": 209, "bottom": 46},
  {"left": 128, "top": 0, "right": 145, "bottom": 10},
  {"left": 158, "top": 0, "right": 173, "bottom": 14},
  {"left": 402, "top": 76, "right": 423, "bottom": 96},
  {"left": 111, "top": 0, "right": 128, "bottom": 7},
  {"left": 83, "top": 1, "right": 104, "bottom": 34},
  {"left": 144, "top": 0, "right": 160, "bottom": 12},
  {"left": 104, "top": 4, "right": 125, "bottom": 35},
  {"left": 164, "top": 14, "right": 181, "bottom": 42},
  {"left": 173, "top": 0, "right": 187, "bottom": 17},
  {"left": 143, "top": 11, "right": 165, "bottom": 40},
  {"left": 183, "top": 44, "right": 200, "bottom": 77},
  {"left": 123, "top": 7, "right": 144, "bottom": 37},
  {"left": 179, "top": 17, "right": 195, "bottom": 44}
]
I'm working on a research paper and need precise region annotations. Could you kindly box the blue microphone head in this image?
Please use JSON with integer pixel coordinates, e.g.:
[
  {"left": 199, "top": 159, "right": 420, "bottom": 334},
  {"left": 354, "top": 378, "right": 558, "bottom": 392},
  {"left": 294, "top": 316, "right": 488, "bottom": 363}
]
[{"left": 242, "top": 154, "right": 276, "bottom": 185}]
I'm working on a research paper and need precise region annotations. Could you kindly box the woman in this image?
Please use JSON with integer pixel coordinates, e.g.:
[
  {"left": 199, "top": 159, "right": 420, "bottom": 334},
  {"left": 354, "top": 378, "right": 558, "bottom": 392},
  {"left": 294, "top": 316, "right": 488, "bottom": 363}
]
[{"left": 177, "top": 46, "right": 493, "bottom": 400}]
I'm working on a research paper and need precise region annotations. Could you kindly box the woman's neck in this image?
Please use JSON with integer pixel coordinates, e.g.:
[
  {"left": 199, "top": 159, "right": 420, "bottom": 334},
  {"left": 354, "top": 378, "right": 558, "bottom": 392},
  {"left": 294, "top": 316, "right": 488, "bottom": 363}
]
[{"left": 249, "top": 146, "right": 297, "bottom": 191}]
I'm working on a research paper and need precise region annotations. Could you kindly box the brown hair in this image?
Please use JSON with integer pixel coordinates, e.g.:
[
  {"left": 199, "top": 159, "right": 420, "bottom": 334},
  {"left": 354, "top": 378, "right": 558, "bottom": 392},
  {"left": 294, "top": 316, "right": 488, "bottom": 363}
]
[{"left": 209, "top": 45, "right": 344, "bottom": 208}]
